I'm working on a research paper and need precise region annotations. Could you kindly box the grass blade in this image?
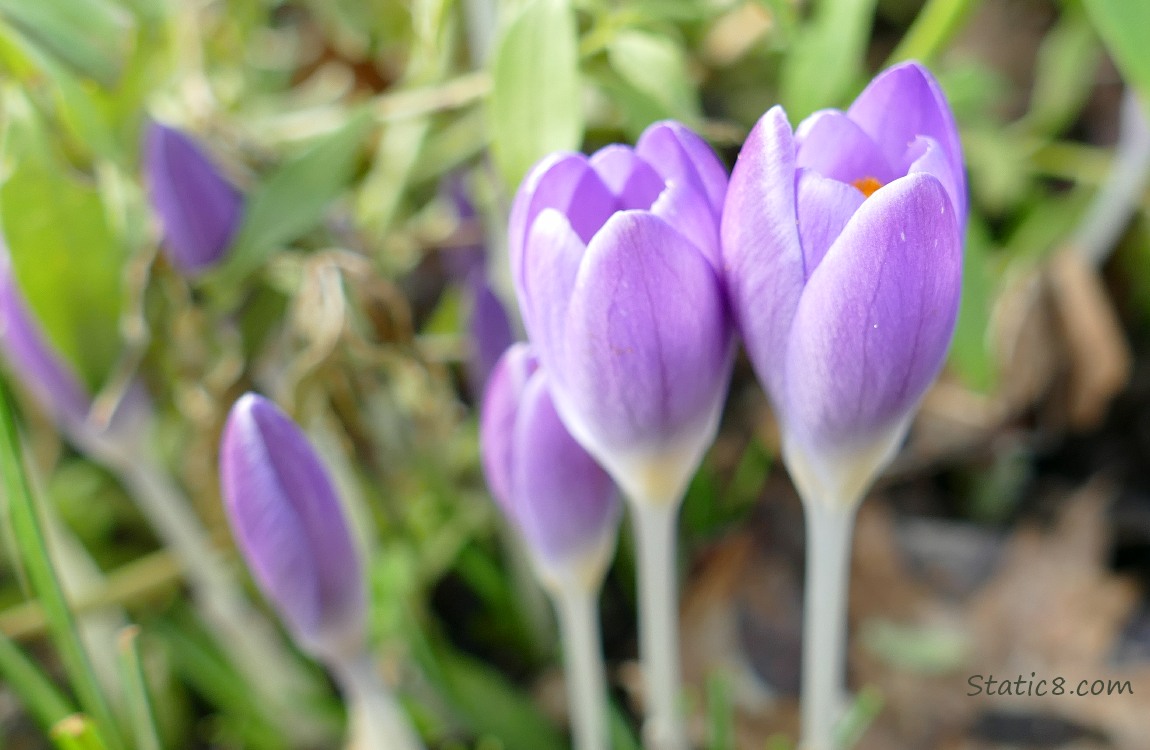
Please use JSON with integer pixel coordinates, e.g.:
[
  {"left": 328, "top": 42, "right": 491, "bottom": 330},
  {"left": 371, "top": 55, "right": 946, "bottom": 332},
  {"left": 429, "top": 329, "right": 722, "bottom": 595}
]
[{"left": 0, "top": 383, "right": 124, "bottom": 750}]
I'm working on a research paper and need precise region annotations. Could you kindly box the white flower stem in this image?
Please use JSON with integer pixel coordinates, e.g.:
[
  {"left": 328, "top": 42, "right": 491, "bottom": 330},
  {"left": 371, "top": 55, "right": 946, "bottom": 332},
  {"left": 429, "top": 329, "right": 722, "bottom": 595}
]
[
  {"left": 552, "top": 582, "right": 609, "bottom": 750},
  {"left": 799, "top": 501, "right": 858, "bottom": 750},
  {"left": 335, "top": 654, "right": 423, "bottom": 750},
  {"left": 632, "top": 501, "right": 686, "bottom": 750}
]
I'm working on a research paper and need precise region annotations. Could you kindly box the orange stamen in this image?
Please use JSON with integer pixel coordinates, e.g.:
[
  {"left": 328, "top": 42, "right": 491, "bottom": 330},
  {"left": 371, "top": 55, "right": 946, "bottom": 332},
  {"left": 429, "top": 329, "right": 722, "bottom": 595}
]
[{"left": 851, "top": 176, "right": 883, "bottom": 198}]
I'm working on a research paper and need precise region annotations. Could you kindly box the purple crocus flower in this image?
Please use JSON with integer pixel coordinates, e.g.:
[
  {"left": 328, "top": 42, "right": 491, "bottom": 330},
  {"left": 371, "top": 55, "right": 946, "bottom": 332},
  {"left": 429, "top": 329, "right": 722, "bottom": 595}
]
[
  {"left": 0, "top": 250, "right": 92, "bottom": 429},
  {"left": 722, "top": 61, "right": 965, "bottom": 505},
  {"left": 219, "top": 393, "right": 365, "bottom": 661},
  {"left": 480, "top": 344, "right": 620, "bottom": 581},
  {"left": 508, "top": 121, "right": 733, "bottom": 505},
  {"left": 144, "top": 122, "right": 244, "bottom": 276}
]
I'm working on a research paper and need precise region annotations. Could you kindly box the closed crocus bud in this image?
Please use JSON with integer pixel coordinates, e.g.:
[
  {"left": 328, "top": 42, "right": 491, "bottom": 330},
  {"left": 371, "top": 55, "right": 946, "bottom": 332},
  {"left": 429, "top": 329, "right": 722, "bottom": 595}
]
[
  {"left": 480, "top": 343, "right": 620, "bottom": 586},
  {"left": 509, "top": 121, "right": 733, "bottom": 507},
  {"left": 722, "top": 61, "right": 965, "bottom": 508},
  {"left": 0, "top": 250, "right": 92, "bottom": 429},
  {"left": 220, "top": 393, "right": 364, "bottom": 662},
  {"left": 144, "top": 121, "right": 243, "bottom": 276}
]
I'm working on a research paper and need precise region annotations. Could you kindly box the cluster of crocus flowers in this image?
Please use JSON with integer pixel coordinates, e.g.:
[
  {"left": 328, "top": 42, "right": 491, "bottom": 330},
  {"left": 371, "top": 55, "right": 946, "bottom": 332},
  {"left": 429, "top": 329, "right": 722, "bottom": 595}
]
[
  {"left": 220, "top": 394, "right": 423, "bottom": 750},
  {"left": 485, "top": 60, "right": 965, "bottom": 749},
  {"left": 143, "top": 121, "right": 244, "bottom": 276}
]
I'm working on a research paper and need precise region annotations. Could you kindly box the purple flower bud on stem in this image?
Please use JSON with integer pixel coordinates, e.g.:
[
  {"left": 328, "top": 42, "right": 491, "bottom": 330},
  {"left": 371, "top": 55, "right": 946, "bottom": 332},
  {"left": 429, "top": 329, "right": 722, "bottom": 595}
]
[
  {"left": 219, "top": 393, "right": 365, "bottom": 662},
  {"left": 144, "top": 122, "right": 244, "bottom": 276},
  {"left": 722, "top": 61, "right": 965, "bottom": 750},
  {"left": 481, "top": 343, "right": 620, "bottom": 585},
  {"left": 480, "top": 343, "right": 619, "bottom": 750}
]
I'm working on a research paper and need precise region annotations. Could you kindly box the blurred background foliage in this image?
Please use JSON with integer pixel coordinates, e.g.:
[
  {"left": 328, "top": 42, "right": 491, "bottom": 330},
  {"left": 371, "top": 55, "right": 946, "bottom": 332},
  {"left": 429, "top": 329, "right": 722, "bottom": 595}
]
[{"left": 2, "top": 0, "right": 1150, "bottom": 747}]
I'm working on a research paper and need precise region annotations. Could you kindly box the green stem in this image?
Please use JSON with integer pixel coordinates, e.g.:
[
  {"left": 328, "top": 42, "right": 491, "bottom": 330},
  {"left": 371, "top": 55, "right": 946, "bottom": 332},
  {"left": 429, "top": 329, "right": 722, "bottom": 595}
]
[{"left": 799, "top": 501, "right": 858, "bottom": 750}]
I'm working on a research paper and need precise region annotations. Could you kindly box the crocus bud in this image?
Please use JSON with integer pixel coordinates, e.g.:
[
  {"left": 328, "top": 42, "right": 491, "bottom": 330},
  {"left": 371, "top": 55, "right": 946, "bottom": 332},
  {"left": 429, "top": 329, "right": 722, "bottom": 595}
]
[
  {"left": 508, "top": 121, "right": 733, "bottom": 506},
  {"left": 0, "top": 250, "right": 92, "bottom": 429},
  {"left": 219, "top": 393, "right": 364, "bottom": 661},
  {"left": 480, "top": 344, "right": 620, "bottom": 586},
  {"left": 144, "top": 121, "right": 243, "bottom": 276},
  {"left": 722, "top": 61, "right": 965, "bottom": 507}
]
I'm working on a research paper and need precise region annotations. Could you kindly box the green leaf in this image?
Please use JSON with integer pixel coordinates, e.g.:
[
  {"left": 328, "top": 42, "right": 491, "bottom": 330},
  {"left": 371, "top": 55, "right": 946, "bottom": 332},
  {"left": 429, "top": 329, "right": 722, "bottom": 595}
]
[
  {"left": 1082, "top": 0, "right": 1150, "bottom": 101},
  {"left": 116, "top": 627, "right": 162, "bottom": 750},
  {"left": 440, "top": 651, "right": 565, "bottom": 750},
  {"left": 0, "top": 0, "right": 132, "bottom": 87},
  {"left": 489, "top": 0, "right": 584, "bottom": 188},
  {"left": 1022, "top": 6, "right": 1100, "bottom": 137},
  {"left": 0, "top": 87, "right": 123, "bottom": 390},
  {"left": 217, "top": 109, "right": 374, "bottom": 282},
  {"left": 607, "top": 29, "right": 700, "bottom": 125},
  {"left": 0, "top": 384, "right": 124, "bottom": 750},
  {"left": 51, "top": 715, "right": 112, "bottom": 750},
  {"left": 948, "top": 218, "right": 997, "bottom": 392},
  {"left": 887, "top": 0, "right": 978, "bottom": 66},
  {"left": 0, "top": 628, "right": 75, "bottom": 731},
  {"left": 780, "top": 0, "right": 878, "bottom": 119}
]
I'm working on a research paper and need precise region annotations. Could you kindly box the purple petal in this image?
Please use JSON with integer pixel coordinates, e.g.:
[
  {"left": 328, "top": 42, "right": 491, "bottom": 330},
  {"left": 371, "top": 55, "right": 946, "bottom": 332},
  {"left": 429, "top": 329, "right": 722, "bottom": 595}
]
[
  {"left": 480, "top": 344, "right": 537, "bottom": 517},
  {"left": 649, "top": 179, "right": 722, "bottom": 268},
  {"left": 508, "top": 153, "right": 614, "bottom": 290},
  {"left": 846, "top": 62, "right": 966, "bottom": 219},
  {"left": 782, "top": 173, "right": 962, "bottom": 449},
  {"left": 220, "top": 394, "right": 364, "bottom": 659},
  {"left": 635, "top": 121, "right": 728, "bottom": 217},
  {"left": 518, "top": 209, "right": 586, "bottom": 378},
  {"left": 144, "top": 122, "right": 243, "bottom": 276},
  {"left": 0, "top": 255, "right": 91, "bottom": 428},
  {"left": 794, "top": 110, "right": 898, "bottom": 185},
  {"left": 720, "top": 106, "right": 806, "bottom": 401},
  {"left": 560, "top": 211, "right": 731, "bottom": 457},
  {"left": 589, "top": 145, "right": 666, "bottom": 211},
  {"left": 795, "top": 169, "right": 865, "bottom": 279},
  {"left": 511, "top": 370, "right": 619, "bottom": 567}
]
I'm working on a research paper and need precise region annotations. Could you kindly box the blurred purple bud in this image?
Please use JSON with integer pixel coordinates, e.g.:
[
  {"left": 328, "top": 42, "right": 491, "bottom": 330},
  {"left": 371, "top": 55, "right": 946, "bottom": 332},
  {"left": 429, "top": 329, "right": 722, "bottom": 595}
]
[
  {"left": 0, "top": 251, "right": 92, "bottom": 429},
  {"left": 465, "top": 269, "right": 515, "bottom": 398},
  {"left": 144, "top": 122, "right": 244, "bottom": 276},
  {"left": 220, "top": 393, "right": 365, "bottom": 660},
  {"left": 722, "top": 62, "right": 965, "bottom": 504},
  {"left": 480, "top": 344, "right": 620, "bottom": 578},
  {"left": 508, "top": 121, "right": 734, "bottom": 505}
]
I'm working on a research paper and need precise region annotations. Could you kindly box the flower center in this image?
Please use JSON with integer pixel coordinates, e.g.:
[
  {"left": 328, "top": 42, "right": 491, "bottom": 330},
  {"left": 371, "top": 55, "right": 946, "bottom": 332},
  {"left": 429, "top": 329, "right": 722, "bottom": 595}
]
[{"left": 851, "top": 176, "right": 884, "bottom": 198}]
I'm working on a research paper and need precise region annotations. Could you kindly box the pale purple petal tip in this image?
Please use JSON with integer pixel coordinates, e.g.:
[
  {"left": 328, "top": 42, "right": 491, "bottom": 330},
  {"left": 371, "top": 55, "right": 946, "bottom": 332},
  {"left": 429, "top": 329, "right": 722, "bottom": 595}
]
[
  {"left": 145, "top": 122, "right": 244, "bottom": 276},
  {"left": 219, "top": 393, "right": 364, "bottom": 659}
]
